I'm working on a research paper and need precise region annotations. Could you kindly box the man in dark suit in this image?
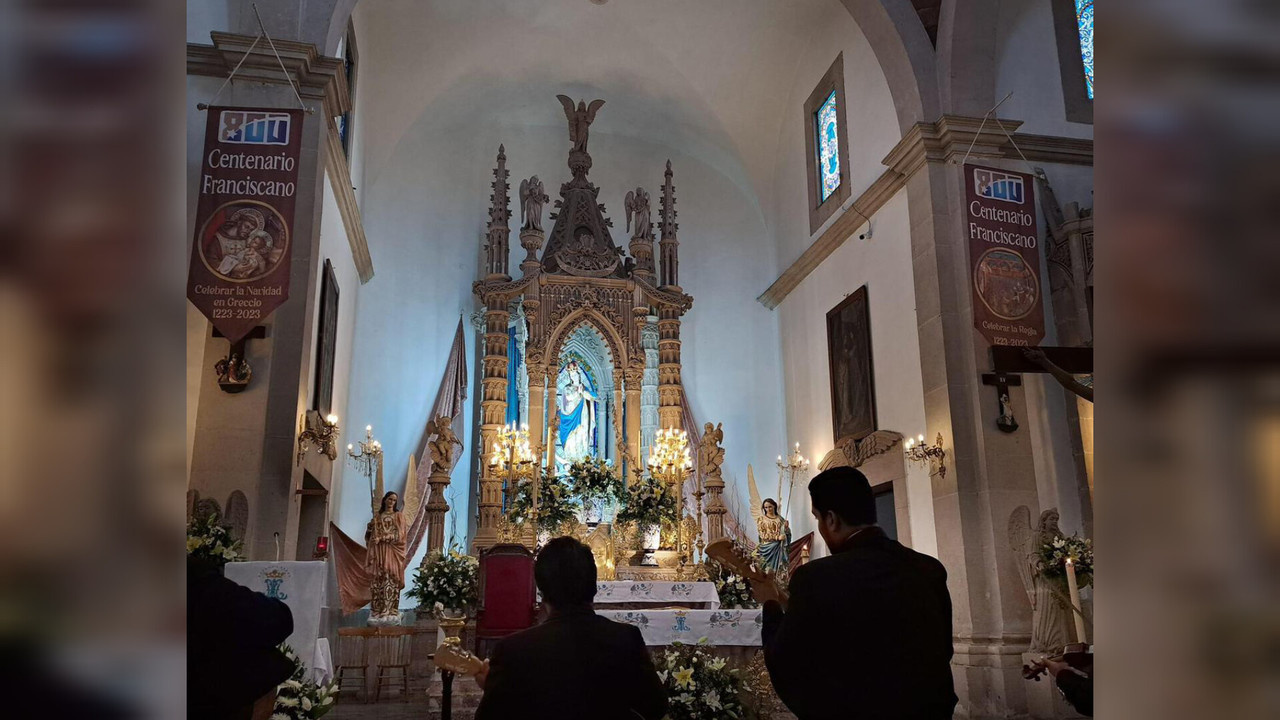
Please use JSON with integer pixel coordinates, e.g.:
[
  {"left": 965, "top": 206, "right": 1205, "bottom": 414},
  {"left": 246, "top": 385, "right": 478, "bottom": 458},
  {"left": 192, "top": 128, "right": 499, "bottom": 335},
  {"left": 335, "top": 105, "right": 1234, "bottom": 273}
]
[
  {"left": 760, "top": 466, "right": 957, "bottom": 720},
  {"left": 188, "top": 555, "right": 295, "bottom": 720},
  {"left": 475, "top": 536, "right": 667, "bottom": 720}
]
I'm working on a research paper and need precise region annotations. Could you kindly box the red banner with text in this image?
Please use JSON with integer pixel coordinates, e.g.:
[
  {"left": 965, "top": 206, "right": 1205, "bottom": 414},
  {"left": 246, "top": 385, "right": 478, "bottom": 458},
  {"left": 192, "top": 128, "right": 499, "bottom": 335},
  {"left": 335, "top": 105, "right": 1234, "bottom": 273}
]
[
  {"left": 187, "top": 107, "right": 303, "bottom": 343},
  {"left": 964, "top": 163, "right": 1045, "bottom": 347}
]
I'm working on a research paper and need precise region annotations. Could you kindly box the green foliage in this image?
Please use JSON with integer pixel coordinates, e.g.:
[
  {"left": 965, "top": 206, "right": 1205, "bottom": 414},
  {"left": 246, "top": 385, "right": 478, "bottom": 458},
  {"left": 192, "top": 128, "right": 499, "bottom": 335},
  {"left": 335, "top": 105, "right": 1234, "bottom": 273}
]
[
  {"left": 506, "top": 470, "right": 581, "bottom": 531},
  {"left": 408, "top": 548, "right": 479, "bottom": 617},
  {"left": 564, "top": 458, "right": 625, "bottom": 504},
  {"left": 616, "top": 476, "right": 679, "bottom": 535},
  {"left": 1037, "top": 534, "right": 1094, "bottom": 588},
  {"left": 656, "top": 640, "right": 753, "bottom": 719},
  {"left": 186, "top": 513, "right": 243, "bottom": 565},
  {"left": 272, "top": 644, "right": 338, "bottom": 720},
  {"left": 711, "top": 567, "right": 758, "bottom": 610}
]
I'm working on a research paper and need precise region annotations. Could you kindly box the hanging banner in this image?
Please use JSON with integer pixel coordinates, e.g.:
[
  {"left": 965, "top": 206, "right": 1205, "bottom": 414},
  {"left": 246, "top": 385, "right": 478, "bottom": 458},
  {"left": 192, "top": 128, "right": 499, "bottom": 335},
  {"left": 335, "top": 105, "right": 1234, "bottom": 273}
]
[
  {"left": 187, "top": 107, "right": 303, "bottom": 343},
  {"left": 964, "top": 164, "right": 1045, "bottom": 347}
]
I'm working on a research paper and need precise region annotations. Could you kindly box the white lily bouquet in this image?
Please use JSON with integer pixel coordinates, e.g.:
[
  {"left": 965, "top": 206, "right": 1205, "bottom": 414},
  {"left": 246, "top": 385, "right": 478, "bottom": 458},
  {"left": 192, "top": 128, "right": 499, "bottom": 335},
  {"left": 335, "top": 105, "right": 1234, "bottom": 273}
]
[
  {"left": 408, "top": 547, "right": 479, "bottom": 618},
  {"left": 271, "top": 644, "right": 338, "bottom": 720},
  {"left": 186, "top": 513, "right": 243, "bottom": 566},
  {"left": 712, "top": 570, "right": 758, "bottom": 610},
  {"left": 656, "top": 639, "right": 751, "bottom": 719},
  {"left": 1037, "top": 534, "right": 1094, "bottom": 587}
]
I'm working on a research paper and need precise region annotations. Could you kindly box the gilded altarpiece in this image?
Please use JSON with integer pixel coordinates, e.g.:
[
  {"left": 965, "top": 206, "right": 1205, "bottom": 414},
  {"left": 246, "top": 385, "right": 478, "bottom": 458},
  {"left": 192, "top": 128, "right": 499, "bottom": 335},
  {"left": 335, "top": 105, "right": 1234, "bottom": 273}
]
[{"left": 471, "top": 98, "right": 693, "bottom": 551}]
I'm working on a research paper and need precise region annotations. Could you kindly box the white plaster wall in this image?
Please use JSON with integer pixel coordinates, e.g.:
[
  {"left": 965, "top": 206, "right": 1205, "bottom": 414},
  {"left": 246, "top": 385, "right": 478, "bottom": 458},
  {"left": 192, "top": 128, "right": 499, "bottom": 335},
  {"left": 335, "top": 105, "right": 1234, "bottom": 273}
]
[
  {"left": 995, "top": 0, "right": 1094, "bottom": 139},
  {"left": 187, "top": 1, "right": 232, "bottom": 43},
  {"left": 769, "top": 2, "right": 900, "bottom": 268},
  {"left": 310, "top": 177, "right": 362, "bottom": 519},
  {"left": 776, "top": 192, "right": 938, "bottom": 560}
]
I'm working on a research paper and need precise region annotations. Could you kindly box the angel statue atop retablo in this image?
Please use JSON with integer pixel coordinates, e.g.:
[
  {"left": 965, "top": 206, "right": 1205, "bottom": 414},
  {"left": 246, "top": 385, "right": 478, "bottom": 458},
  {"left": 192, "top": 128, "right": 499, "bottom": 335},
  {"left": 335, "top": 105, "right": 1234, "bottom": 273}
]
[{"left": 748, "top": 464, "right": 792, "bottom": 584}]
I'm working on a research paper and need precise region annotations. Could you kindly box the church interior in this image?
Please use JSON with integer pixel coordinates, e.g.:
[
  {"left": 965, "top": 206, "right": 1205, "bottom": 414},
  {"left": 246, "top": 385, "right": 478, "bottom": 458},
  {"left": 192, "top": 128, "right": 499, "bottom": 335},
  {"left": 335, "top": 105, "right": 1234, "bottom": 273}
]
[{"left": 185, "top": 1, "right": 1098, "bottom": 718}]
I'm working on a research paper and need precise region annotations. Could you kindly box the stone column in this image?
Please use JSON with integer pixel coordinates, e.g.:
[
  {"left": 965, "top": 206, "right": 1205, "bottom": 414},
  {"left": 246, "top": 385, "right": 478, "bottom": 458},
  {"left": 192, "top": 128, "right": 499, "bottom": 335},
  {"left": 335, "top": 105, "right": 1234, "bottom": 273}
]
[
  {"left": 473, "top": 295, "right": 510, "bottom": 551},
  {"left": 886, "top": 121, "right": 1045, "bottom": 718},
  {"left": 611, "top": 371, "right": 626, "bottom": 482},
  {"left": 526, "top": 363, "right": 547, "bottom": 470},
  {"left": 702, "top": 469, "right": 726, "bottom": 543},
  {"left": 424, "top": 464, "right": 452, "bottom": 553},
  {"left": 519, "top": 228, "right": 544, "bottom": 278},
  {"left": 624, "top": 367, "right": 644, "bottom": 482},
  {"left": 545, "top": 376, "right": 559, "bottom": 473},
  {"left": 656, "top": 306, "right": 683, "bottom": 430}
]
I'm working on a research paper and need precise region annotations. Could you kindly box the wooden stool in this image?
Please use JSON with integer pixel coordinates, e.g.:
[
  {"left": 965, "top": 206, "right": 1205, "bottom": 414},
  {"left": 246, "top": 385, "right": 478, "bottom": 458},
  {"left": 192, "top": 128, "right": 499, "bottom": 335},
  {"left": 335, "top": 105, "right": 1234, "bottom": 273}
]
[
  {"left": 373, "top": 633, "right": 412, "bottom": 703},
  {"left": 333, "top": 634, "right": 369, "bottom": 702}
]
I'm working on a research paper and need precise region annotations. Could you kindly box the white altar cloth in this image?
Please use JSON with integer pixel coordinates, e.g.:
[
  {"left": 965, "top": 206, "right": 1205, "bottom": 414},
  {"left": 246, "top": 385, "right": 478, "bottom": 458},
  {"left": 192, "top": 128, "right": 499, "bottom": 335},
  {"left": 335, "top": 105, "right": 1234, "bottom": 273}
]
[
  {"left": 604, "top": 608, "right": 763, "bottom": 646},
  {"left": 225, "top": 561, "right": 328, "bottom": 676},
  {"left": 592, "top": 581, "right": 721, "bottom": 608}
]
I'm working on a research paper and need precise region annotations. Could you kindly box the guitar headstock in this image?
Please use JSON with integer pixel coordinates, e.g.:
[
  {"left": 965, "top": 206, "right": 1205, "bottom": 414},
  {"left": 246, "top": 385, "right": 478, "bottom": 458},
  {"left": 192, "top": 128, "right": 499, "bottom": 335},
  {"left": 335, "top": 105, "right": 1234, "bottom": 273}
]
[{"left": 434, "top": 642, "right": 485, "bottom": 676}]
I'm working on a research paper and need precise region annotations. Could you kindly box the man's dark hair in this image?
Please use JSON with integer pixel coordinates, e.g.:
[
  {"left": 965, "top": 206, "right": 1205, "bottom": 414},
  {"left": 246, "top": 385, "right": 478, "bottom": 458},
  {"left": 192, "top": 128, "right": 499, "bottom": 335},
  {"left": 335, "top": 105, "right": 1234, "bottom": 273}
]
[
  {"left": 534, "top": 536, "right": 597, "bottom": 607},
  {"left": 808, "top": 466, "right": 876, "bottom": 526}
]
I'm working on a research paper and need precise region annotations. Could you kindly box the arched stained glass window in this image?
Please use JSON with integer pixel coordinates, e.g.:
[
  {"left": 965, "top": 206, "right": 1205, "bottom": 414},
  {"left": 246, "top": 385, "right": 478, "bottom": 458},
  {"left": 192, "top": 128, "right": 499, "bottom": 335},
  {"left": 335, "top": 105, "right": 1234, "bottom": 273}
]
[
  {"left": 1075, "top": 0, "right": 1094, "bottom": 99},
  {"left": 816, "top": 90, "right": 841, "bottom": 202}
]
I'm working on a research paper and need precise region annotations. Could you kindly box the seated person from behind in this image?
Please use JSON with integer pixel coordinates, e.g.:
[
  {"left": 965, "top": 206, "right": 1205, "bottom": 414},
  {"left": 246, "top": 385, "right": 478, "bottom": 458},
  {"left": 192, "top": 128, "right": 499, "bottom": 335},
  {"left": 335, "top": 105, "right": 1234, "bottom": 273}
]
[{"left": 475, "top": 537, "right": 667, "bottom": 720}]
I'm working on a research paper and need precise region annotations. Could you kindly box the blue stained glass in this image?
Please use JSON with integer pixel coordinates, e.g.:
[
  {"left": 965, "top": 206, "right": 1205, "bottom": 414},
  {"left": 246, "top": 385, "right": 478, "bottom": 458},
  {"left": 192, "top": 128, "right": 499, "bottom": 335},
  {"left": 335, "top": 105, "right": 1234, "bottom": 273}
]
[
  {"left": 1075, "top": 0, "right": 1094, "bottom": 99},
  {"left": 816, "top": 90, "right": 840, "bottom": 202}
]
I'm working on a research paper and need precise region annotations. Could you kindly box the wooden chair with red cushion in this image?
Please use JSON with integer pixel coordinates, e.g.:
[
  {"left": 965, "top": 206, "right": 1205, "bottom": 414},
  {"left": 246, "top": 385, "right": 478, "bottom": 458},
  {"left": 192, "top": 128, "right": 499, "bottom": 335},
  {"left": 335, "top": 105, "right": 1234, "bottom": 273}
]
[{"left": 475, "top": 543, "right": 537, "bottom": 658}]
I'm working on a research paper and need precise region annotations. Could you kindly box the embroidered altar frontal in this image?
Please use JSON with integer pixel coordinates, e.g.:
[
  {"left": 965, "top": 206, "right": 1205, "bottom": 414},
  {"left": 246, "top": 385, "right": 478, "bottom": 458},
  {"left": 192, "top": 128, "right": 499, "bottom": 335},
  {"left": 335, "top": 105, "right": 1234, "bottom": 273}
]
[{"left": 605, "top": 608, "right": 764, "bottom": 646}]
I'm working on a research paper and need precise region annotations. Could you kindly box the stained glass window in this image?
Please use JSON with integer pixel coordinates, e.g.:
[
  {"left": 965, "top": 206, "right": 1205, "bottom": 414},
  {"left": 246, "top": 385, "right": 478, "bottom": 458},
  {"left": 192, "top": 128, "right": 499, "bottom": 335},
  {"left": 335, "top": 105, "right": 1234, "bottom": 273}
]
[
  {"left": 1075, "top": 0, "right": 1094, "bottom": 99},
  {"left": 816, "top": 90, "right": 840, "bottom": 202}
]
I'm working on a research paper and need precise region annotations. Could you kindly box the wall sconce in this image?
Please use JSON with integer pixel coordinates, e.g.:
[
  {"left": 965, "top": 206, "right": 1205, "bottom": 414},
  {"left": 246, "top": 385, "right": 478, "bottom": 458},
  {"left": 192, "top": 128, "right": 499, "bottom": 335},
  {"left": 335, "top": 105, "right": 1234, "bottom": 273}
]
[
  {"left": 904, "top": 433, "right": 947, "bottom": 479},
  {"left": 297, "top": 411, "right": 340, "bottom": 465}
]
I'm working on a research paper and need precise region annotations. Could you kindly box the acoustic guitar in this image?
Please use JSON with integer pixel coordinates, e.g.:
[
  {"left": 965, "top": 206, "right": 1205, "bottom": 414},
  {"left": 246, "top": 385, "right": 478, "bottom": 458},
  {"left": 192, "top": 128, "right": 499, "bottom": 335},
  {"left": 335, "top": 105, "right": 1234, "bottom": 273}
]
[
  {"left": 433, "top": 641, "right": 486, "bottom": 676},
  {"left": 705, "top": 538, "right": 790, "bottom": 607},
  {"left": 1022, "top": 642, "right": 1091, "bottom": 681}
]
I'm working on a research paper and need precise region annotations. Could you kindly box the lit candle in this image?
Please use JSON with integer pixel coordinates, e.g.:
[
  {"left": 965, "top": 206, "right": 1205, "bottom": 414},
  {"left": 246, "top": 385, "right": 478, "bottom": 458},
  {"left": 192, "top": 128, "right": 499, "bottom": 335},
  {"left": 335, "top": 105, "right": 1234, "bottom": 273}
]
[{"left": 1064, "top": 557, "right": 1087, "bottom": 644}]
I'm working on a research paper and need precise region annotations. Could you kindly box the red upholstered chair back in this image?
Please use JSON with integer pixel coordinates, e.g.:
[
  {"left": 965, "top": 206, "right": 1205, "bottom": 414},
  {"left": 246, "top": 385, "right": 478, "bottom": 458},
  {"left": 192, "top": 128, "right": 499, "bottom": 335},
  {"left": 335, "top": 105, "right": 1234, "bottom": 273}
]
[{"left": 476, "top": 543, "right": 536, "bottom": 645}]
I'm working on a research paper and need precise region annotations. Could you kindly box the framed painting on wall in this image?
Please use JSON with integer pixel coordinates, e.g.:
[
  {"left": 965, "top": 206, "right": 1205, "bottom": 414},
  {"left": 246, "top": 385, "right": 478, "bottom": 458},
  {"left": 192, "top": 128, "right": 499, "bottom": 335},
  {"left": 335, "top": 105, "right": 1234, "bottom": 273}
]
[
  {"left": 826, "top": 285, "right": 876, "bottom": 445},
  {"left": 313, "top": 259, "right": 339, "bottom": 415}
]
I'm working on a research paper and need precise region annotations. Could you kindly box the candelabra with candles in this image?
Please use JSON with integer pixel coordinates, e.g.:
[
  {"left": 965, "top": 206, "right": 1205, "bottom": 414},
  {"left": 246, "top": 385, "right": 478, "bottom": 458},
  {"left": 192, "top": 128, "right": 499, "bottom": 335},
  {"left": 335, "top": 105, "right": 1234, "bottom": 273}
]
[
  {"left": 347, "top": 425, "right": 384, "bottom": 511},
  {"left": 647, "top": 428, "right": 697, "bottom": 578},
  {"left": 904, "top": 433, "right": 947, "bottom": 478},
  {"left": 489, "top": 423, "right": 538, "bottom": 546},
  {"left": 297, "top": 411, "right": 340, "bottom": 465},
  {"left": 776, "top": 442, "right": 810, "bottom": 518}
]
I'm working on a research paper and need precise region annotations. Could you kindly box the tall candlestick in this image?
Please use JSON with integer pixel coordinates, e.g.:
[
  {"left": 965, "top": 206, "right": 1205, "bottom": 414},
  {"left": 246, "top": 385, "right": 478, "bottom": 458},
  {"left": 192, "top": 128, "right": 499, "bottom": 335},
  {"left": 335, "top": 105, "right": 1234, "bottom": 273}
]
[{"left": 1065, "top": 557, "right": 1087, "bottom": 644}]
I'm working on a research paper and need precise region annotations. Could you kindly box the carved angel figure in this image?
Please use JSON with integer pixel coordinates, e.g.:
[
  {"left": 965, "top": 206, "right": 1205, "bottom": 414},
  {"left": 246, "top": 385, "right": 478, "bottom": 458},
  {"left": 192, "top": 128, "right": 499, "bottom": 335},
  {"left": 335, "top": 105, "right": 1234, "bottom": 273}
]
[
  {"left": 1009, "top": 506, "right": 1071, "bottom": 652},
  {"left": 817, "top": 430, "right": 904, "bottom": 472},
  {"left": 427, "top": 415, "right": 461, "bottom": 473},
  {"left": 699, "top": 422, "right": 725, "bottom": 480},
  {"left": 519, "top": 175, "right": 549, "bottom": 232},
  {"left": 556, "top": 95, "right": 605, "bottom": 153},
  {"left": 748, "top": 464, "right": 791, "bottom": 583},
  {"left": 624, "top": 187, "right": 652, "bottom": 239}
]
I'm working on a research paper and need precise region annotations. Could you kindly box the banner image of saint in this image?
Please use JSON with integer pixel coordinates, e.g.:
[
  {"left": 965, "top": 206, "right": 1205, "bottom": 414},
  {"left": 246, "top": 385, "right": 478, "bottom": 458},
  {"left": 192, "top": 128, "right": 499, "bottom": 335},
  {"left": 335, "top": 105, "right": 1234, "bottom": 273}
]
[
  {"left": 557, "top": 359, "right": 597, "bottom": 469},
  {"left": 199, "top": 201, "right": 289, "bottom": 283}
]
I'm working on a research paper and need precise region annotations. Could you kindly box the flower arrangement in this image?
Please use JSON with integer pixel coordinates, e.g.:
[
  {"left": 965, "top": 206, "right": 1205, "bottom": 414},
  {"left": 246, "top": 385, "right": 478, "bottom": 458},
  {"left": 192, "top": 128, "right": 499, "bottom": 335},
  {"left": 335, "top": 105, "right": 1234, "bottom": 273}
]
[
  {"left": 564, "top": 458, "right": 625, "bottom": 505},
  {"left": 656, "top": 640, "right": 751, "bottom": 719},
  {"left": 272, "top": 644, "right": 338, "bottom": 720},
  {"left": 712, "top": 570, "right": 758, "bottom": 610},
  {"left": 506, "top": 470, "right": 581, "bottom": 531},
  {"left": 407, "top": 548, "right": 479, "bottom": 618},
  {"left": 186, "top": 513, "right": 243, "bottom": 566},
  {"left": 1037, "top": 535, "right": 1093, "bottom": 587},
  {"left": 616, "top": 476, "right": 678, "bottom": 535}
]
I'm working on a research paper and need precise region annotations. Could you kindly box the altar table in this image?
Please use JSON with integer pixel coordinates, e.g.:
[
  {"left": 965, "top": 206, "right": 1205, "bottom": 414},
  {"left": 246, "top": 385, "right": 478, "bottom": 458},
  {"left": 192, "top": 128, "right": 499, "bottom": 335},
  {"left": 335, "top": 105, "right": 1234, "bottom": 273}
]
[
  {"left": 603, "top": 608, "right": 763, "bottom": 646},
  {"left": 225, "top": 561, "right": 331, "bottom": 681},
  {"left": 592, "top": 580, "right": 721, "bottom": 609}
]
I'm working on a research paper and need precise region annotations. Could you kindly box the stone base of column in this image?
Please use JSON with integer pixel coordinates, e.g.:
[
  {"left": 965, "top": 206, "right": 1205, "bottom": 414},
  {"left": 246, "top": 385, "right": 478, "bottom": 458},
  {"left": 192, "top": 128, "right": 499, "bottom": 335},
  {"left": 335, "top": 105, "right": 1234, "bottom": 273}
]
[{"left": 951, "top": 636, "right": 1037, "bottom": 719}]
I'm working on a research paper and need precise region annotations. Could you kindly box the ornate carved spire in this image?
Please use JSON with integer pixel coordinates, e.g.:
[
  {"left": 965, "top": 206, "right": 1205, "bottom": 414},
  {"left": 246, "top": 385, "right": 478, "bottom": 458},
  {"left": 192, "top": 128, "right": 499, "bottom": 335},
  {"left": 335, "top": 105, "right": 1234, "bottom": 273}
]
[
  {"left": 659, "top": 159, "right": 680, "bottom": 289},
  {"left": 485, "top": 144, "right": 511, "bottom": 280}
]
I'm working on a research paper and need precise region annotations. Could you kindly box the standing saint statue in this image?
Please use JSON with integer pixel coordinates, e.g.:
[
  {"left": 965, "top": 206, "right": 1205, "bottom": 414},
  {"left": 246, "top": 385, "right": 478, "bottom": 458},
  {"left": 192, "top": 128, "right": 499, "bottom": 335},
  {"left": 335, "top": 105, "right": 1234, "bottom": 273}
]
[
  {"left": 747, "top": 465, "right": 792, "bottom": 583},
  {"left": 1010, "top": 506, "right": 1072, "bottom": 652},
  {"left": 555, "top": 95, "right": 606, "bottom": 154},
  {"left": 625, "top": 187, "right": 652, "bottom": 239},
  {"left": 519, "top": 175, "right": 549, "bottom": 232},
  {"left": 557, "top": 359, "right": 598, "bottom": 468},
  {"left": 699, "top": 422, "right": 724, "bottom": 479},
  {"left": 366, "top": 491, "right": 408, "bottom": 623}
]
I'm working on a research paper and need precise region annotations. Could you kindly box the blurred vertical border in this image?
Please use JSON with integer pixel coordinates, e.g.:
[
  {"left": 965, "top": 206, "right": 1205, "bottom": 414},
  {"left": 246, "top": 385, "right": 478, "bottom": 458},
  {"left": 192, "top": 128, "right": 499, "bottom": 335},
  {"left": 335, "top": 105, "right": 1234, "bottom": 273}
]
[{"left": 0, "top": 0, "right": 185, "bottom": 717}]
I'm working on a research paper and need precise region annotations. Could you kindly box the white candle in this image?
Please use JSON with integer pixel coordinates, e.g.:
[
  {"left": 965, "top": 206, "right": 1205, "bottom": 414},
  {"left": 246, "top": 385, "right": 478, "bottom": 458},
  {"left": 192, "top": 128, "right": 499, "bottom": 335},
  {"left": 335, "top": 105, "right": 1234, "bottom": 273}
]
[{"left": 1065, "top": 557, "right": 1087, "bottom": 644}]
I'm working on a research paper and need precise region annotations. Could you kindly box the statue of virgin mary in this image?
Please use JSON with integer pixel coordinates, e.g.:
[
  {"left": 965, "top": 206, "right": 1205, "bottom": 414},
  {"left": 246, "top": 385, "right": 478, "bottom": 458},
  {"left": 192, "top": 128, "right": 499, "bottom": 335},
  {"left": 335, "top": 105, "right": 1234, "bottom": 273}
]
[{"left": 557, "top": 359, "right": 597, "bottom": 467}]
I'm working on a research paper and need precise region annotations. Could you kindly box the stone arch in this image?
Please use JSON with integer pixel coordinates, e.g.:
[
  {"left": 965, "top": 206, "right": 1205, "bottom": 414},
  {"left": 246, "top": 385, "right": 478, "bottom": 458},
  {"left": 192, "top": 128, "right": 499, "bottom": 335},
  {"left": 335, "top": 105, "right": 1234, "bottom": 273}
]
[{"left": 543, "top": 308, "right": 629, "bottom": 376}]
